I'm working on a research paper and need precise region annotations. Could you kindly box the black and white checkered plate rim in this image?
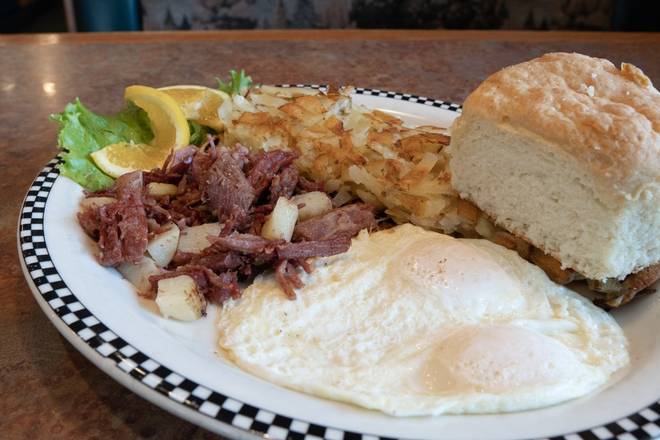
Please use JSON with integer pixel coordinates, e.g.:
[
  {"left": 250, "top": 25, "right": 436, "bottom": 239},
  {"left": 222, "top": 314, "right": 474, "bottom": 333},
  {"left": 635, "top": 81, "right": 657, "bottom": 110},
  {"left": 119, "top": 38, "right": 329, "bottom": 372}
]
[
  {"left": 279, "top": 85, "right": 463, "bottom": 113},
  {"left": 17, "top": 88, "right": 660, "bottom": 440}
]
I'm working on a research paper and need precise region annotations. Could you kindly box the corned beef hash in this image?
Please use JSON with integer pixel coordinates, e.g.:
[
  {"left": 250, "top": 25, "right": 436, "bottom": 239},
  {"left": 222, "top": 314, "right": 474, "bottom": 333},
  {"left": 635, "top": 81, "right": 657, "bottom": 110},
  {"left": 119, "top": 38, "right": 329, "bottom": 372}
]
[{"left": 78, "top": 140, "right": 376, "bottom": 320}]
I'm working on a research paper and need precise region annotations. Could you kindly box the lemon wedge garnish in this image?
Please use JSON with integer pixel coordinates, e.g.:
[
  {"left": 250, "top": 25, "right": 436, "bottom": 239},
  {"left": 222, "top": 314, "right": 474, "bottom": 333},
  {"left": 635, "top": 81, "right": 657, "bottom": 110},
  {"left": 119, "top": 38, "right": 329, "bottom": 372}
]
[
  {"left": 91, "top": 85, "right": 190, "bottom": 178},
  {"left": 90, "top": 142, "right": 172, "bottom": 179},
  {"left": 159, "top": 85, "right": 230, "bottom": 132},
  {"left": 125, "top": 85, "right": 190, "bottom": 151}
]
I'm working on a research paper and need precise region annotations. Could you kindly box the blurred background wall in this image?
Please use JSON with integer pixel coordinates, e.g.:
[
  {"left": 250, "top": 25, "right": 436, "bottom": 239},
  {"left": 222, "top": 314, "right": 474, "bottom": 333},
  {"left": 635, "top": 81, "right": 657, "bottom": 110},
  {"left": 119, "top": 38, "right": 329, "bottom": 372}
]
[
  {"left": 142, "top": 0, "right": 615, "bottom": 30},
  {"left": 2, "top": 0, "right": 659, "bottom": 33}
]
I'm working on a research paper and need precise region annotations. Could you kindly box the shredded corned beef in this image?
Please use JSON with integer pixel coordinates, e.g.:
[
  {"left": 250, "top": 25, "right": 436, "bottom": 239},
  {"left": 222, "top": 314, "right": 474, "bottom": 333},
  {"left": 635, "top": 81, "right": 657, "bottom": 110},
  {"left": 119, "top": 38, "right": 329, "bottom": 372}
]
[
  {"left": 276, "top": 240, "right": 351, "bottom": 260},
  {"left": 297, "top": 175, "right": 324, "bottom": 193},
  {"left": 269, "top": 165, "right": 299, "bottom": 204},
  {"left": 143, "top": 198, "right": 171, "bottom": 226},
  {"left": 275, "top": 260, "right": 304, "bottom": 300},
  {"left": 190, "top": 145, "right": 217, "bottom": 186},
  {"left": 209, "top": 232, "right": 278, "bottom": 255},
  {"left": 247, "top": 150, "right": 297, "bottom": 199},
  {"left": 174, "top": 247, "right": 247, "bottom": 273},
  {"left": 77, "top": 205, "right": 102, "bottom": 238},
  {"left": 79, "top": 141, "right": 376, "bottom": 305},
  {"left": 204, "top": 147, "right": 255, "bottom": 224},
  {"left": 142, "top": 169, "right": 180, "bottom": 185},
  {"left": 293, "top": 203, "right": 376, "bottom": 242},
  {"left": 96, "top": 172, "right": 149, "bottom": 266},
  {"left": 163, "top": 145, "right": 197, "bottom": 174}
]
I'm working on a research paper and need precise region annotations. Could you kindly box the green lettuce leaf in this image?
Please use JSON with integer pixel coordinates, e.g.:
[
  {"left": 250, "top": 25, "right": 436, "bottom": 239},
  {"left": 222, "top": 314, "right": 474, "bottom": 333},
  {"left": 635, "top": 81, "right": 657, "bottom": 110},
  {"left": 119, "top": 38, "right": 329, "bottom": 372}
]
[
  {"left": 216, "top": 69, "right": 253, "bottom": 96},
  {"left": 50, "top": 99, "right": 153, "bottom": 191}
]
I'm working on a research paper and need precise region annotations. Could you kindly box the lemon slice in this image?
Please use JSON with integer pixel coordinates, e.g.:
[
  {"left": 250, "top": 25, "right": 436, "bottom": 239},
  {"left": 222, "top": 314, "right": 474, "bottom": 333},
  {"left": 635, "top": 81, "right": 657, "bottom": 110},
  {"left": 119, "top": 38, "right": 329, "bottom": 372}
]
[
  {"left": 91, "top": 85, "right": 190, "bottom": 178},
  {"left": 125, "top": 85, "right": 190, "bottom": 150},
  {"left": 91, "top": 142, "right": 170, "bottom": 178},
  {"left": 159, "top": 85, "right": 230, "bottom": 132}
]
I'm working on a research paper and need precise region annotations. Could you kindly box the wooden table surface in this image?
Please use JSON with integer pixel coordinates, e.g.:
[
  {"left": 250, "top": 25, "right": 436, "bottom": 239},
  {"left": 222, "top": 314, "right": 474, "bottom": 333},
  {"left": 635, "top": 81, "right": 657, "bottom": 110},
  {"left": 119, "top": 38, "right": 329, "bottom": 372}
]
[{"left": 1, "top": 30, "right": 659, "bottom": 439}]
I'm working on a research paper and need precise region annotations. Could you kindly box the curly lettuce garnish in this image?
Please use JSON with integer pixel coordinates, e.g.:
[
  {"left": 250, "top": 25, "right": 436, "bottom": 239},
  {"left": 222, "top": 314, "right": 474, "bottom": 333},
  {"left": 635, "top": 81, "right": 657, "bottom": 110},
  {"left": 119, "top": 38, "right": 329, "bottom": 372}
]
[
  {"left": 51, "top": 99, "right": 153, "bottom": 191},
  {"left": 216, "top": 69, "right": 253, "bottom": 96}
]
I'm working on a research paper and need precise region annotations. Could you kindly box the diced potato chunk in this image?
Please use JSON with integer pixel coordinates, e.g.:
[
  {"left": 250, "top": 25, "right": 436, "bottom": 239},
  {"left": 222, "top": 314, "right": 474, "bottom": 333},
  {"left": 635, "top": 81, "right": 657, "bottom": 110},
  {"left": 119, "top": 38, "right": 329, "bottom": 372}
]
[
  {"left": 177, "top": 223, "right": 222, "bottom": 254},
  {"left": 80, "top": 196, "right": 116, "bottom": 211},
  {"left": 291, "top": 191, "right": 333, "bottom": 221},
  {"left": 147, "top": 182, "right": 178, "bottom": 197},
  {"left": 117, "top": 256, "right": 161, "bottom": 295},
  {"left": 147, "top": 223, "right": 180, "bottom": 267},
  {"left": 156, "top": 275, "right": 206, "bottom": 321},
  {"left": 261, "top": 197, "right": 298, "bottom": 241}
]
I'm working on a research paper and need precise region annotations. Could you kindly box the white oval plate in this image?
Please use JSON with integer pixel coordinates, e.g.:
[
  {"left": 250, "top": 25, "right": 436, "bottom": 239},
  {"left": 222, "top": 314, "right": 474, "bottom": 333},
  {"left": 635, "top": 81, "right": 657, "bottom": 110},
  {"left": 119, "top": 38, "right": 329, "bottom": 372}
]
[{"left": 18, "top": 88, "right": 660, "bottom": 440}]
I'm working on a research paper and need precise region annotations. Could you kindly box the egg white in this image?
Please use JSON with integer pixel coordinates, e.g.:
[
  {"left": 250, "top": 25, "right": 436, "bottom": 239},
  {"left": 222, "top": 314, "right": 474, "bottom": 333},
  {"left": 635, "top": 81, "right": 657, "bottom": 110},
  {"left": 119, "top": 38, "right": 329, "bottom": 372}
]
[{"left": 217, "top": 224, "right": 629, "bottom": 416}]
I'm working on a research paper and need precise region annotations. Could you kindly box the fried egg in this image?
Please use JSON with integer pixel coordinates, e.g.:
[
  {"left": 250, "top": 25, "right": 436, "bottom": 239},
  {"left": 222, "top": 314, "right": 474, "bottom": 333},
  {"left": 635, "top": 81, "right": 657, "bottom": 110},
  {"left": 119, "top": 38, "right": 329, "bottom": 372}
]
[{"left": 217, "top": 224, "right": 629, "bottom": 416}]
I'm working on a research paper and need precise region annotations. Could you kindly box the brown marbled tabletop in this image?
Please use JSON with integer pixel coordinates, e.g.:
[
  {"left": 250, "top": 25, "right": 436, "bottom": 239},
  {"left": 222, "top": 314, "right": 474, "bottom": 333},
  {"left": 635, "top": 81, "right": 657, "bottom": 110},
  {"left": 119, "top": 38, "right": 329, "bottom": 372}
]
[{"left": 1, "top": 30, "right": 658, "bottom": 439}]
